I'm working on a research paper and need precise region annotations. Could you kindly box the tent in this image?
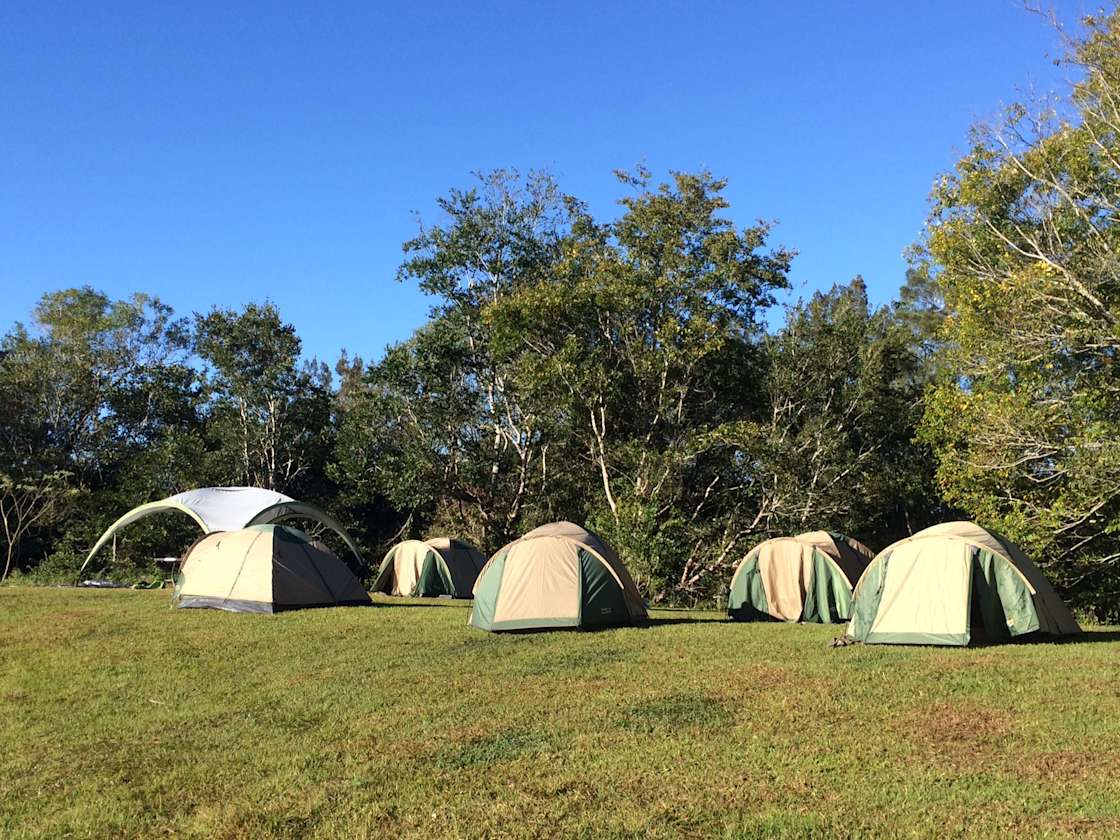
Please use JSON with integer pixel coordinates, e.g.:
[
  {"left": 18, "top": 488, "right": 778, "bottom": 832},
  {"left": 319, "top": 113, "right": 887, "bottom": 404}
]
[
  {"left": 372, "top": 538, "right": 486, "bottom": 598},
  {"left": 173, "top": 524, "right": 371, "bottom": 613},
  {"left": 470, "top": 521, "right": 647, "bottom": 632},
  {"left": 846, "top": 521, "right": 1081, "bottom": 645},
  {"left": 81, "top": 487, "right": 363, "bottom": 573},
  {"left": 728, "top": 531, "right": 874, "bottom": 623}
]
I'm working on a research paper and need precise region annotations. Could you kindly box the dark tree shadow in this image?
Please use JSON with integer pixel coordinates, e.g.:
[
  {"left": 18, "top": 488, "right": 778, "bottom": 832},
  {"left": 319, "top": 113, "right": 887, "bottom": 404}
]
[
  {"left": 367, "top": 596, "right": 472, "bottom": 609},
  {"left": 472, "top": 618, "right": 719, "bottom": 634},
  {"left": 960, "top": 628, "right": 1120, "bottom": 648},
  {"left": 1046, "top": 629, "right": 1120, "bottom": 645},
  {"left": 645, "top": 616, "right": 723, "bottom": 627},
  {"left": 481, "top": 624, "right": 639, "bottom": 635}
]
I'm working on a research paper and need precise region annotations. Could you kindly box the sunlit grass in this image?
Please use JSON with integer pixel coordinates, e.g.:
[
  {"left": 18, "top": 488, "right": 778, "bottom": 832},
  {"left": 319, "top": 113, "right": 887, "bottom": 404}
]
[{"left": 2, "top": 587, "right": 1119, "bottom": 838}]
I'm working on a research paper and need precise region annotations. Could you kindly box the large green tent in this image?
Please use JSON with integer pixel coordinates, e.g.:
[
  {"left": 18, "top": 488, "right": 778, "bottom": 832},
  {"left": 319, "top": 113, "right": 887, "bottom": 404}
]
[
  {"left": 371, "top": 538, "right": 486, "bottom": 598},
  {"left": 469, "top": 522, "right": 647, "bottom": 632},
  {"left": 728, "top": 531, "right": 873, "bottom": 623},
  {"left": 846, "top": 521, "right": 1080, "bottom": 645}
]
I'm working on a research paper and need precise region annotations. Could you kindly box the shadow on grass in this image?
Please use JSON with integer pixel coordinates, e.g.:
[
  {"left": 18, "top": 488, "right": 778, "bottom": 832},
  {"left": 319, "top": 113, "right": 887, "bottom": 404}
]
[
  {"left": 437, "top": 729, "right": 557, "bottom": 769},
  {"left": 497, "top": 617, "right": 721, "bottom": 632},
  {"left": 1043, "top": 629, "right": 1120, "bottom": 645},
  {"left": 886, "top": 628, "right": 1120, "bottom": 648},
  {"left": 618, "top": 693, "right": 730, "bottom": 733},
  {"left": 485, "top": 624, "right": 642, "bottom": 635},
  {"left": 645, "top": 616, "right": 722, "bottom": 627},
  {"left": 367, "top": 596, "right": 472, "bottom": 609}
]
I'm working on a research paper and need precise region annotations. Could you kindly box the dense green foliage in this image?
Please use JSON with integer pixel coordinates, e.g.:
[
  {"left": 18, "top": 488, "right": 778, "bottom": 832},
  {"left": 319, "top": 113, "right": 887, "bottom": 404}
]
[
  {"left": 0, "top": 169, "right": 938, "bottom": 605},
  {"left": 5, "top": 13, "right": 1120, "bottom": 617},
  {"left": 2, "top": 587, "right": 1118, "bottom": 838},
  {"left": 916, "top": 10, "right": 1120, "bottom": 619}
]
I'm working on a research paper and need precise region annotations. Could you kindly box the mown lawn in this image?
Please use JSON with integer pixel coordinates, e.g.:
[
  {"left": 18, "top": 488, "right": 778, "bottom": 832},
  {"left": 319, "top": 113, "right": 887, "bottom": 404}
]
[{"left": 1, "top": 587, "right": 1119, "bottom": 839}]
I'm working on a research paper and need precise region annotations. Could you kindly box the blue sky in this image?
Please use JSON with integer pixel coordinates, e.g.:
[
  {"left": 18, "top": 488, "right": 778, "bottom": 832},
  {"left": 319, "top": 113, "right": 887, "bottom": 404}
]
[{"left": 0, "top": 1, "right": 1091, "bottom": 366}]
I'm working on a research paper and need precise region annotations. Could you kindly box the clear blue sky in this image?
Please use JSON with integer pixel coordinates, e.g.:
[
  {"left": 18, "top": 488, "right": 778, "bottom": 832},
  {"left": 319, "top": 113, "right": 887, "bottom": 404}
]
[{"left": 0, "top": 0, "right": 1091, "bottom": 366}]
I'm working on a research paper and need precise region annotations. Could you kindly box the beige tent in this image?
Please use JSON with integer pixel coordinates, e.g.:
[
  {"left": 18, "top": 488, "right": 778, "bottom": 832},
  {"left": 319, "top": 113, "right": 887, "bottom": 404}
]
[
  {"left": 372, "top": 537, "right": 486, "bottom": 598},
  {"left": 728, "top": 531, "right": 874, "bottom": 623},
  {"left": 174, "top": 524, "right": 371, "bottom": 613},
  {"left": 847, "top": 521, "right": 1080, "bottom": 645},
  {"left": 470, "top": 521, "right": 647, "bottom": 631}
]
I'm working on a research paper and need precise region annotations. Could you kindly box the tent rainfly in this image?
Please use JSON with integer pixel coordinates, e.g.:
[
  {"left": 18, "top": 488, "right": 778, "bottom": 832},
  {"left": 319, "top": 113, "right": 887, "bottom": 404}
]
[
  {"left": 846, "top": 521, "right": 1081, "bottom": 646},
  {"left": 81, "top": 486, "right": 364, "bottom": 574},
  {"left": 372, "top": 538, "right": 486, "bottom": 598},
  {"left": 173, "top": 524, "right": 371, "bottom": 613},
  {"left": 728, "top": 531, "right": 874, "bottom": 623},
  {"left": 470, "top": 521, "right": 647, "bottom": 632}
]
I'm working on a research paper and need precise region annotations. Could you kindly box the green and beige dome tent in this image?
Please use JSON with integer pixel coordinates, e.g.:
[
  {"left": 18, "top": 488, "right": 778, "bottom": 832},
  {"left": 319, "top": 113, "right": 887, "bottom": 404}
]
[
  {"left": 173, "top": 524, "right": 371, "bottom": 613},
  {"left": 470, "top": 521, "right": 647, "bottom": 632},
  {"left": 80, "top": 486, "right": 364, "bottom": 574},
  {"left": 846, "top": 521, "right": 1080, "bottom": 646},
  {"left": 727, "top": 531, "right": 874, "bottom": 623},
  {"left": 372, "top": 538, "right": 486, "bottom": 598}
]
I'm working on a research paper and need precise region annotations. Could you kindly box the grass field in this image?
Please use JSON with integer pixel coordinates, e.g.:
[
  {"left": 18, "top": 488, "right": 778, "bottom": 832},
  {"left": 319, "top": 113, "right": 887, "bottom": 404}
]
[{"left": 2, "top": 587, "right": 1119, "bottom": 839}]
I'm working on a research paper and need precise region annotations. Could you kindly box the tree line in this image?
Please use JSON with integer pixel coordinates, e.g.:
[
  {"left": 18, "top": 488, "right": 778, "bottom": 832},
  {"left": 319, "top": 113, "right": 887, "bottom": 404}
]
[{"left": 3, "top": 11, "right": 1119, "bottom": 620}]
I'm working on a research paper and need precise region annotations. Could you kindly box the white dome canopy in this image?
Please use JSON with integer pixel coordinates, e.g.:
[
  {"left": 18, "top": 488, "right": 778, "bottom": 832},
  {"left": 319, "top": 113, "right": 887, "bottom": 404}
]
[
  {"left": 163, "top": 487, "right": 294, "bottom": 532},
  {"left": 81, "top": 486, "right": 363, "bottom": 573}
]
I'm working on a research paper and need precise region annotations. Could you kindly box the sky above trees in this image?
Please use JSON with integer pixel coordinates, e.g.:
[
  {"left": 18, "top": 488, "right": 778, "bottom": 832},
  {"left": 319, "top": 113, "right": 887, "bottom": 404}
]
[{"left": 0, "top": 0, "right": 1091, "bottom": 363}]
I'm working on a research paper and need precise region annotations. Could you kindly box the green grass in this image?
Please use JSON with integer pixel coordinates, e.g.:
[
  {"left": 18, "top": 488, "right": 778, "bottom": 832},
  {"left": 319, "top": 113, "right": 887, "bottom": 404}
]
[{"left": 2, "top": 587, "right": 1119, "bottom": 839}]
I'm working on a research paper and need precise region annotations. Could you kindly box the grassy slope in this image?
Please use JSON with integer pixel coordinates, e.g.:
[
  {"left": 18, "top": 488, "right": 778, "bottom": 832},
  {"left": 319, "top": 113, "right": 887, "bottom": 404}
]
[{"left": 1, "top": 588, "right": 1119, "bottom": 839}]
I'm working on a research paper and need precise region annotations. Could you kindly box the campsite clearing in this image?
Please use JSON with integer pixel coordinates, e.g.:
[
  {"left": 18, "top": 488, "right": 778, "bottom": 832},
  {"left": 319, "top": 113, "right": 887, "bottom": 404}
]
[{"left": 2, "top": 587, "right": 1119, "bottom": 839}]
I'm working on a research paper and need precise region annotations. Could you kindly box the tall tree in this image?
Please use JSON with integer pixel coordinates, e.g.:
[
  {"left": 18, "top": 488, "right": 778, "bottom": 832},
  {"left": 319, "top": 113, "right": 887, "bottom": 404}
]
[
  {"left": 195, "top": 303, "right": 333, "bottom": 495},
  {"left": 0, "top": 288, "right": 202, "bottom": 576},
  {"left": 917, "top": 10, "right": 1120, "bottom": 618},
  {"left": 896, "top": 263, "right": 947, "bottom": 368},
  {"left": 335, "top": 171, "right": 579, "bottom": 551},
  {"left": 0, "top": 472, "right": 73, "bottom": 581},
  {"left": 1, "top": 287, "right": 193, "bottom": 480},
  {"left": 488, "top": 168, "right": 792, "bottom": 599},
  {"left": 727, "top": 279, "right": 939, "bottom": 549}
]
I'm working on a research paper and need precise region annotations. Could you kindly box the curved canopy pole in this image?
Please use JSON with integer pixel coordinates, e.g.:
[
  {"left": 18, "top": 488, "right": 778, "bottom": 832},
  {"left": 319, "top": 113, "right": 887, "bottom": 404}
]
[
  {"left": 244, "top": 501, "right": 365, "bottom": 566},
  {"left": 80, "top": 501, "right": 208, "bottom": 576}
]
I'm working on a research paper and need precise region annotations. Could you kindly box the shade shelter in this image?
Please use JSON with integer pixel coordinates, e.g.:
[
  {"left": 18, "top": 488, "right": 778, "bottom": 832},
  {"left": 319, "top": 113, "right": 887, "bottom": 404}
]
[
  {"left": 846, "top": 521, "right": 1080, "bottom": 645},
  {"left": 173, "top": 524, "right": 371, "bottom": 613},
  {"left": 81, "top": 487, "right": 363, "bottom": 573},
  {"left": 372, "top": 538, "right": 486, "bottom": 598},
  {"left": 470, "top": 521, "right": 647, "bottom": 632},
  {"left": 728, "top": 531, "right": 873, "bottom": 623}
]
